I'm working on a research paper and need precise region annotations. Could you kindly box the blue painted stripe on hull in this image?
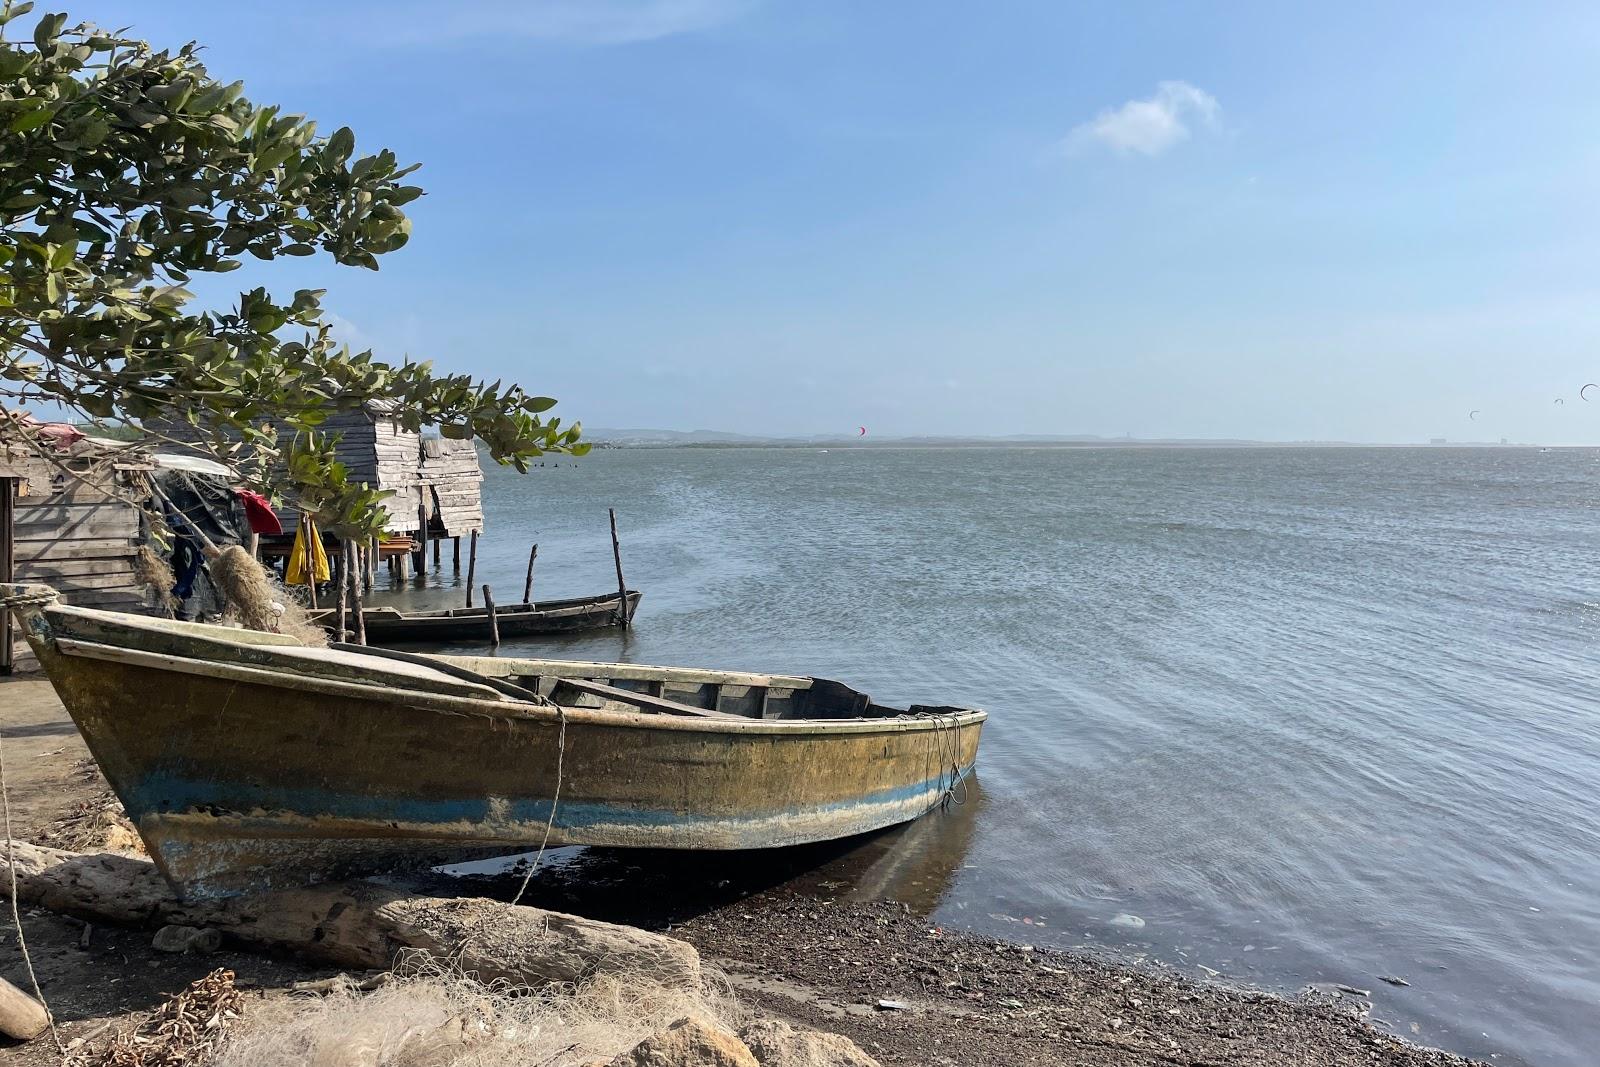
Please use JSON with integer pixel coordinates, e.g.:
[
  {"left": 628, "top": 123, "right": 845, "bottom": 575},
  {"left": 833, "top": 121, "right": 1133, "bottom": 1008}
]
[{"left": 121, "top": 764, "right": 977, "bottom": 841}]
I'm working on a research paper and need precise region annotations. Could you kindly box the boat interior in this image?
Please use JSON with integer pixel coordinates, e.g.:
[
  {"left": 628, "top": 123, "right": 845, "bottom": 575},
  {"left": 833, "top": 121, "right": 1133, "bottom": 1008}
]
[{"left": 35, "top": 600, "right": 967, "bottom": 724}]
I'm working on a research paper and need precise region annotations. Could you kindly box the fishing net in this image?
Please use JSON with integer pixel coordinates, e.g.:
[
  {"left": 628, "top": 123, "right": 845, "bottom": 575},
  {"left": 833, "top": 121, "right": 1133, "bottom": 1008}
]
[
  {"left": 133, "top": 543, "right": 178, "bottom": 614},
  {"left": 209, "top": 544, "right": 326, "bottom": 647},
  {"left": 216, "top": 963, "right": 736, "bottom": 1067}
]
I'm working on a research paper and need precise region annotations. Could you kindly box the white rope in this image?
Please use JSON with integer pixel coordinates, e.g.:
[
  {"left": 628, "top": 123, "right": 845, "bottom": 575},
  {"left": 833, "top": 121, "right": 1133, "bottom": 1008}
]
[
  {"left": 509, "top": 705, "right": 567, "bottom": 907},
  {"left": 1, "top": 722, "right": 63, "bottom": 1052}
]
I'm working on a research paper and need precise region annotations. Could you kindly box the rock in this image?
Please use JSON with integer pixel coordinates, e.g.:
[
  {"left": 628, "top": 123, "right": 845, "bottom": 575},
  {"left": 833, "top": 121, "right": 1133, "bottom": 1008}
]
[
  {"left": 739, "top": 1018, "right": 881, "bottom": 1067},
  {"left": 874, "top": 999, "right": 909, "bottom": 1012},
  {"left": 3, "top": 841, "right": 702, "bottom": 992},
  {"left": 609, "top": 1013, "right": 758, "bottom": 1067},
  {"left": 1378, "top": 975, "right": 1410, "bottom": 987},
  {"left": 152, "top": 924, "right": 223, "bottom": 953},
  {"left": 1109, "top": 913, "right": 1145, "bottom": 929},
  {"left": 0, "top": 976, "right": 50, "bottom": 1041}
]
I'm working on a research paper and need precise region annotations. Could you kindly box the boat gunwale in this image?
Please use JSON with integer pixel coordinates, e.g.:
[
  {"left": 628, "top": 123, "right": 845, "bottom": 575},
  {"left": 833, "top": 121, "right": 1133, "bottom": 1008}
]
[
  {"left": 366, "top": 589, "right": 640, "bottom": 623},
  {"left": 46, "top": 633, "right": 988, "bottom": 737}
]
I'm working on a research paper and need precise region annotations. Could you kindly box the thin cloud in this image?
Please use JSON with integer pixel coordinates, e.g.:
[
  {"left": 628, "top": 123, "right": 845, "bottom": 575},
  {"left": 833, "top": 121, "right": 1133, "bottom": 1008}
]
[
  {"left": 378, "top": 0, "right": 754, "bottom": 46},
  {"left": 1065, "top": 81, "right": 1220, "bottom": 157}
]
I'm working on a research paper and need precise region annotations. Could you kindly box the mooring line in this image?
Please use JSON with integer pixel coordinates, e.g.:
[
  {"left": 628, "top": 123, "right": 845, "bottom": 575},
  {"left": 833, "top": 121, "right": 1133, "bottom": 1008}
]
[
  {"left": 509, "top": 704, "right": 567, "bottom": 908},
  {"left": 1, "top": 719, "right": 64, "bottom": 1052}
]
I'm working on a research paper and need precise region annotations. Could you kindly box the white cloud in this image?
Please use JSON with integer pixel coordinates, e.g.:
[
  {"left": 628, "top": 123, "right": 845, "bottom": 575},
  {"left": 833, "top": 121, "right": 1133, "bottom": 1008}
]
[
  {"left": 383, "top": 0, "right": 754, "bottom": 46},
  {"left": 1066, "top": 81, "right": 1220, "bottom": 157}
]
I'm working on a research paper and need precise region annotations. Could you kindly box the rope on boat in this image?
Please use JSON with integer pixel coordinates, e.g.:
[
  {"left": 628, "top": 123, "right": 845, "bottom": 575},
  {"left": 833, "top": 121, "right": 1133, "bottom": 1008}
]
[
  {"left": 926, "top": 710, "right": 970, "bottom": 812},
  {"left": 509, "top": 704, "right": 568, "bottom": 908},
  {"left": 0, "top": 587, "right": 58, "bottom": 610}
]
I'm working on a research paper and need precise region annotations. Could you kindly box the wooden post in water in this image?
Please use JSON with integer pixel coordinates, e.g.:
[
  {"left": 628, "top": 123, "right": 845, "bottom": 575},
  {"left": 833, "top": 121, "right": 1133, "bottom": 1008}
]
[
  {"left": 483, "top": 584, "right": 500, "bottom": 646},
  {"left": 464, "top": 528, "right": 478, "bottom": 607},
  {"left": 523, "top": 543, "right": 538, "bottom": 604},
  {"left": 452, "top": 536, "right": 461, "bottom": 572},
  {"left": 414, "top": 503, "right": 428, "bottom": 577},
  {"left": 433, "top": 536, "right": 441, "bottom": 569},
  {"left": 348, "top": 541, "right": 366, "bottom": 645},
  {"left": 608, "top": 507, "right": 628, "bottom": 629},
  {"left": 335, "top": 540, "right": 348, "bottom": 641}
]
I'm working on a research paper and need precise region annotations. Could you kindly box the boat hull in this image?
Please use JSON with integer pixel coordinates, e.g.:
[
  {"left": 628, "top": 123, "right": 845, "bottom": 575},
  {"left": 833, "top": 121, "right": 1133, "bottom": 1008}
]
[
  {"left": 321, "top": 590, "right": 643, "bottom": 644},
  {"left": 13, "top": 594, "right": 983, "bottom": 899}
]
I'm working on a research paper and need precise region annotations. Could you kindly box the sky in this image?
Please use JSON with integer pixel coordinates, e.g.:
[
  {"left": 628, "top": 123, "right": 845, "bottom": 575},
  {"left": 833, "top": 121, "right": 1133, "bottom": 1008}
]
[{"left": 54, "top": 1, "right": 1600, "bottom": 442}]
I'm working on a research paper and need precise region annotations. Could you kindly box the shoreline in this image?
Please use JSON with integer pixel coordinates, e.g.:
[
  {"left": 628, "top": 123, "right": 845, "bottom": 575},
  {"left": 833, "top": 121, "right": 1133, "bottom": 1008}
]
[{"left": 1, "top": 676, "right": 1485, "bottom": 1066}]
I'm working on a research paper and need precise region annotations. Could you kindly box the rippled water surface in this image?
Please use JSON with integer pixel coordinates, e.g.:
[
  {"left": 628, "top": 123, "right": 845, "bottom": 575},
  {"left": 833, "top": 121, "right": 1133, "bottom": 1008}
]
[{"left": 377, "top": 446, "right": 1600, "bottom": 1066}]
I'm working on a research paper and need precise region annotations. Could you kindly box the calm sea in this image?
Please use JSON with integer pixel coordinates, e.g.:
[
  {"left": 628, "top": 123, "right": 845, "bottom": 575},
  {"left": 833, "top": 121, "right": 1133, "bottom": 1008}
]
[{"left": 376, "top": 445, "right": 1600, "bottom": 1067}]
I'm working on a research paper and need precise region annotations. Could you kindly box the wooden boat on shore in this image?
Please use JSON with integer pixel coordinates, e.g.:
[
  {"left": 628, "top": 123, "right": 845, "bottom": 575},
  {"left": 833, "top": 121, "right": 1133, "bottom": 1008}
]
[
  {"left": 312, "top": 589, "right": 642, "bottom": 644},
  {"left": 3, "top": 583, "right": 985, "bottom": 899}
]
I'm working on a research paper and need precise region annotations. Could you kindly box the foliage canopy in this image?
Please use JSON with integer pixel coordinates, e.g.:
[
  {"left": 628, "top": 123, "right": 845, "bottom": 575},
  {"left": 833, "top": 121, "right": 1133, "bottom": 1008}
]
[{"left": 0, "top": 5, "right": 585, "bottom": 536}]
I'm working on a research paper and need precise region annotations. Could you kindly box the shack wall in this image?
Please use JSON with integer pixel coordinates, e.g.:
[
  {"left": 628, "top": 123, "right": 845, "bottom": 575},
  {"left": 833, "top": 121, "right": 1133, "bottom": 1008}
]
[
  {"left": 150, "top": 410, "right": 484, "bottom": 538},
  {"left": 5, "top": 454, "right": 151, "bottom": 670}
]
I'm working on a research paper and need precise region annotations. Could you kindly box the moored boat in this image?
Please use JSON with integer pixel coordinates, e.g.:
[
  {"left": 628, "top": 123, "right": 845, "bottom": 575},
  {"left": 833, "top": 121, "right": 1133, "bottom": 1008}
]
[
  {"left": 2, "top": 583, "right": 985, "bottom": 899},
  {"left": 312, "top": 589, "right": 642, "bottom": 644}
]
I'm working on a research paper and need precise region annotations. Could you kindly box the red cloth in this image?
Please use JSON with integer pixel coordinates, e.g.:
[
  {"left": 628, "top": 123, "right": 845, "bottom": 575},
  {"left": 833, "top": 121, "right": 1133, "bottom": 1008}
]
[{"left": 235, "top": 489, "right": 283, "bottom": 535}]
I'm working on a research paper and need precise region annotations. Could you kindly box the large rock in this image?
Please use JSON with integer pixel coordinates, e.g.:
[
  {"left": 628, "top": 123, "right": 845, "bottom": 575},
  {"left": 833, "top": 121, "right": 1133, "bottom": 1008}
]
[
  {"left": 609, "top": 1013, "right": 758, "bottom": 1067},
  {"left": 2, "top": 840, "right": 702, "bottom": 991},
  {"left": 738, "top": 1019, "right": 881, "bottom": 1067}
]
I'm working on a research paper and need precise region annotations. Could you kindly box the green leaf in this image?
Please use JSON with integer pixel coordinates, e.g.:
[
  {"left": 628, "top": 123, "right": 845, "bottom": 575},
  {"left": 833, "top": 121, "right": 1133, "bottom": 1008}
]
[
  {"left": 32, "top": 10, "right": 65, "bottom": 48},
  {"left": 327, "top": 126, "right": 354, "bottom": 163},
  {"left": 0, "top": 3, "right": 37, "bottom": 26},
  {"left": 9, "top": 105, "right": 52, "bottom": 133}
]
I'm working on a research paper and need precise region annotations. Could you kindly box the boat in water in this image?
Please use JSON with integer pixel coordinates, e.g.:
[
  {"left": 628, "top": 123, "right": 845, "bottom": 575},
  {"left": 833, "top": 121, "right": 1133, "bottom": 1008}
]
[
  {"left": 3, "top": 584, "right": 985, "bottom": 899},
  {"left": 311, "top": 589, "right": 642, "bottom": 644}
]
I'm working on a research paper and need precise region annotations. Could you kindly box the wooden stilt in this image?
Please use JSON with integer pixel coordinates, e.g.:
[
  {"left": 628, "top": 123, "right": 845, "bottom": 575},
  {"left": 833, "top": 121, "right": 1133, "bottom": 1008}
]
[
  {"left": 484, "top": 584, "right": 500, "bottom": 646},
  {"left": 348, "top": 541, "right": 366, "bottom": 646},
  {"left": 452, "top": 536, "right": 461, "bottom": 572},
  {"left": 523, "top": 543, "right": 538, "bottom": 604},
  {"left": 609, "top": 507, "right": 629, "bottom": 629},
  {"left": 433, "top": 536, "right": 441, "bottom": 569},
  {"left": 335, "top": 540, "right": 348, "bottom": 641},
  {"left": 414, "top": 503, "right": 428, "bottom": 576},
  {"left": 465, "top": 529, "right": 478, "bottom": 607}
]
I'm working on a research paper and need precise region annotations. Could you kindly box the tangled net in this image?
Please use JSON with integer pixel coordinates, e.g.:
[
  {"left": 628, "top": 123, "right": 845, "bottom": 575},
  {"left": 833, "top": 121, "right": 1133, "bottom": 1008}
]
[
  {"left": 208, "top": 545, "right": 325, "bottom": 647},
  {"left": 217, "top": 963, "right": 734, "bottom": 1067}
]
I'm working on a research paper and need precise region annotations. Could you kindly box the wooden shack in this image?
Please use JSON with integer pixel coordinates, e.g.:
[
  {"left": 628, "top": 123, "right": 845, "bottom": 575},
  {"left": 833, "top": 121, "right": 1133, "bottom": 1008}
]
[
  {"left": 1, "top": 437, "right": 154, "bottom": 673},
  {"left": 157, "top": 406, "right": 485, "bottom": 543}
]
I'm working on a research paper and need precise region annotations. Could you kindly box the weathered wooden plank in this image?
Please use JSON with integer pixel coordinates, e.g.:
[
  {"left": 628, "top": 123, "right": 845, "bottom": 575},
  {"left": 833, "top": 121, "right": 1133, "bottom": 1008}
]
[
  {"left": 21, "top": 571, "right": 144, "bottom": 592},
  {"left": 13, "top": 505, "right": 140, "bottom": 538},
  {"left": 14, "top": 538, "right": 138, "bottom": 561},
  {"left": 18, "top": 558, "right": 138, "bottom": 578}
]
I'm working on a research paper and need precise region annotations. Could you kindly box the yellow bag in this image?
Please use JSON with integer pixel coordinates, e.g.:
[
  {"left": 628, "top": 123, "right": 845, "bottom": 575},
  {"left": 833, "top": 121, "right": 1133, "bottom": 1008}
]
[{"left": 285, "top": 517, "right": 330, "bottom": 585}]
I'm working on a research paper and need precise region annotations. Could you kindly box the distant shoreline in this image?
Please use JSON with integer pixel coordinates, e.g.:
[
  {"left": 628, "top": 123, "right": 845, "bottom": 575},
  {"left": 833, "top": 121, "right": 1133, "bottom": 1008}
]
[{"left": 590, "top": 438, "right": 1554, "bottom": 450}]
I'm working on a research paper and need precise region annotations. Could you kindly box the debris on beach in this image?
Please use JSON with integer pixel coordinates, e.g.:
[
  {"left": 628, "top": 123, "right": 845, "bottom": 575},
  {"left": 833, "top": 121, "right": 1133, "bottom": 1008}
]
[{"left": 84, "top": 967, "right": 242, "bottom": 1067}]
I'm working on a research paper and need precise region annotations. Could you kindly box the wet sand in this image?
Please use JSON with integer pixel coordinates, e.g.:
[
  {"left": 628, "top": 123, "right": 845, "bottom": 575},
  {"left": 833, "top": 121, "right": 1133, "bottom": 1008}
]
[{"left": 0, "top": 676, "right": 1483, "bottom": 1066}]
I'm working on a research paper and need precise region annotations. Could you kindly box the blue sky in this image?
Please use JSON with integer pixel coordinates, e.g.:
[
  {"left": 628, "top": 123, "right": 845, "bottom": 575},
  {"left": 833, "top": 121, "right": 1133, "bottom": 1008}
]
[{"left": 60, "top": 2, "right": 1600, "bottom": 442}]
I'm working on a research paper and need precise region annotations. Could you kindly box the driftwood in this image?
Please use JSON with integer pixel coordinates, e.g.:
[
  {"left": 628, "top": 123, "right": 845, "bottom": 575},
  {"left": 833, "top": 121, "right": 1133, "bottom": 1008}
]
[
  {"left": 0, "top": 975, "right": 50, "bottom": 1041},
  {"left": 1, "top": 841, "right": 701, "bottom": 989}
]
